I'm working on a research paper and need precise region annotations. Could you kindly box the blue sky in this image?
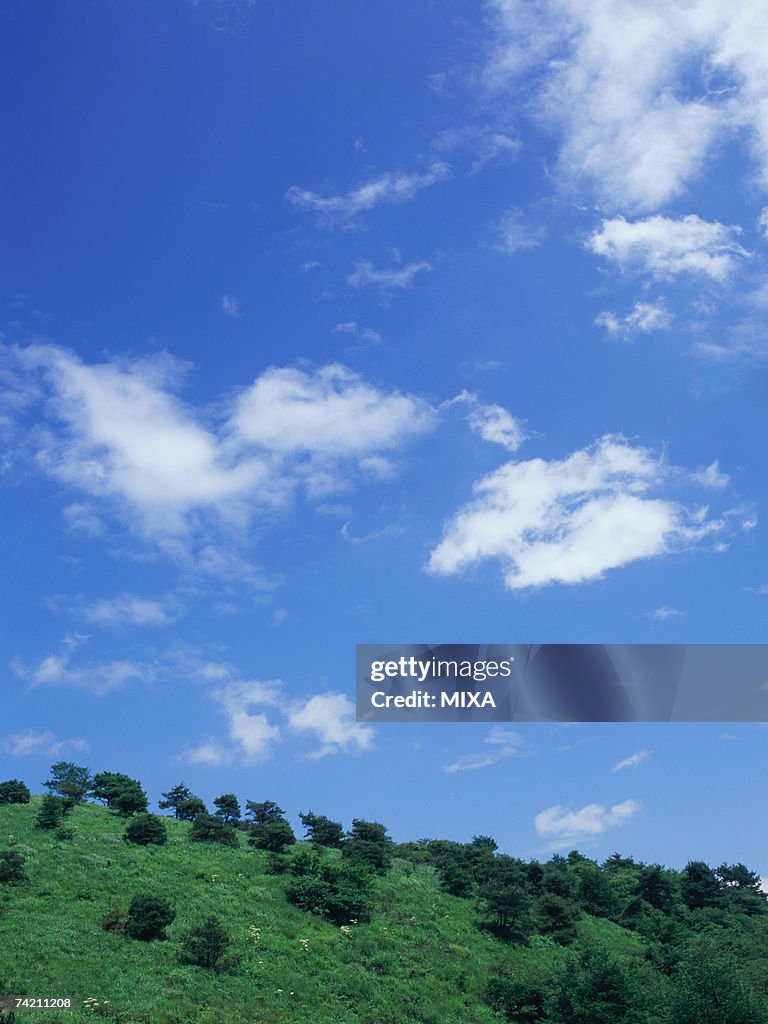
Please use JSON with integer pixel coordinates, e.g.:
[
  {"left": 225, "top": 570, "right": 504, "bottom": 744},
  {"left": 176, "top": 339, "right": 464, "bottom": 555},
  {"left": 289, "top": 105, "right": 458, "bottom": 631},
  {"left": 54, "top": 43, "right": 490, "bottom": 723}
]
[{"left": 1, "top": 1, "right": 766, "bottom": 874}]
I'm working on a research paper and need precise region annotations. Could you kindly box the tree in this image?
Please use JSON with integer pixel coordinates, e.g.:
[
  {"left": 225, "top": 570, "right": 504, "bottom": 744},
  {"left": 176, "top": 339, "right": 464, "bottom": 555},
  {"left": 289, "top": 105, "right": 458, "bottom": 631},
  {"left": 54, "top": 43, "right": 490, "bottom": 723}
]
[
  {"left": 287, "top": 859, "right": 372, "bottom": 925},
  {"left": 246, "top": 800, "right": 287, "bottom": 826},
  {"left": 0, "top": 779, "right": 31, "bottom": 804},
  {"left": 0, "top": 850, "right": 26, "bottom": 885},
  {"left": 486, "top": 974, "right": 547, "bottom": 1024},
  {"left": 36, "top": 794, "right": 66, "bottom": 830},
  {"left": 124, "top": 813, "right": 167, "bottom": 846},
  {"left": 669, "top": 938, "right": 763, "bottom": 1024},
  {"left": 249, "top": 819, "right": 296, "bottom": 853},
  {"left": 213, "top": 793, "right": 241, "bottom": 825},
  {"left": 479, "top": 856, "right": 532, "bottom": 940},
  {"left": 159, "top": 783, "right": 205, "bottom": 820},
  {"left": 547, "top": 943, "right": 651, "bottom": 1024},
  {"left": 188, "top": 813, "right": 238, "bottom": 846},
  {"left": 90, "top": 772, "right": 148, "bottom": 816},
  {"left": 178, "top": 915, "right": 232, "bottom": 972},
  {"left": 681, "top": 860, "right": 722, "bottom": 910},
  {"left": 125, "top": 893, "right": 175, "bottom": 941},
  {"left": 299, "top": 810, "right": 344, "bottom": 848},
  {"left": 43, "top": 761, "right": 91, "bottom": 808},
  {"left": 533, "top": 893, "right": 580, "bottom": 944},
  {"left": 343, "top": 818, "right": 393, "bottom": 873}
]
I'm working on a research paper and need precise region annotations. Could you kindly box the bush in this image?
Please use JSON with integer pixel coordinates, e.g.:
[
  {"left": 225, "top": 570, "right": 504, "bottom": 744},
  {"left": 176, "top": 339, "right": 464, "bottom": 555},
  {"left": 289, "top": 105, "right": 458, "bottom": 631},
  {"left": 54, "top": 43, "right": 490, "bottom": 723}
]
[
  {"left": 0, "top": 779, "right": 31, "bottom": 804},
  {"left": 286, "top": 859, "right": 372, "bottom": 925},
  {"left": 124, "top": 813, "right": 167, "bottom": 846},
  {"left": 189, "top": 813, "right": 238, "bottom": 846},
  {"left": 125, "top": 893, "right": 175, "bottom": 941},
  {"left": 55, "top": 827, "right": 75, "bottom": 842},
  {"left": 36, "top": 795, "right": 66, "bottom": 830},
  {"left": 178, "top": 915, "right": 234, "bottom": 972},
  {"left": 101, "top": 906, "right": 129, "bottom": 933},
  {"left": 0, "top": 849, "right": 26, "bottom": 885},
  {"left": 248, "top": 819, "right": 296, "bottom": 853}
]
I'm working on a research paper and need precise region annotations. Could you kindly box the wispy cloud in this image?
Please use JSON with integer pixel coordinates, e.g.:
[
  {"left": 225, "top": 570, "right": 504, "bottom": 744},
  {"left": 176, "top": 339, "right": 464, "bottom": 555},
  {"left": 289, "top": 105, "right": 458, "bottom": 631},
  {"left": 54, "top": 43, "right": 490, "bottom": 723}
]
[
  {"left": 221, "top": 294, "right": 240, "bottom": 317},
  {"left": 428, "top": 434, "right": 724, "bottom": 591},
  {"left": 612, "top": 751, "right": 650, "bottom": 773},
  {"left": 443, "top": 726, "right": 525, "bottom": 773},
  {"left": 13, "top": 644, "right": 151, "bottom": 696},
  {"left": 286, "top": 163, "right": 449, "bottom": 226},
  {"left": 2, "top": 729, "right": 89, "bottom": 757},
  {"left": 287, "top": 692, "right": 374, "bottom": 759},
  {"left": 83, "top": 594, "right": 177, "bottom": 627},
  {"left": 647, "top": 606, "right": 684, "bottom": 621},
  {"left": 332, "top": 321, "right": 383, "bottom": 347},
  {"left": 494, "top": 206, "right": 545, "bottom": 253},
  {"left": 595, "top": 300, "right": 672, "bottom": 338},
  {"left": 346, "top": 260, "right": 433, "bottom": 292}
]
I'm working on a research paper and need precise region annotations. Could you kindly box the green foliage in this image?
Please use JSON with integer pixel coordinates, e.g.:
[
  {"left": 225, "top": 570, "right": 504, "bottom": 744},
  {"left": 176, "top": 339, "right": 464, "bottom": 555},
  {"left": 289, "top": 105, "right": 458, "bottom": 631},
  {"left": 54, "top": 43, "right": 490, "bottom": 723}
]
[
  {"left": 0, "top": 849, "right": 26, "bottom": 884},
  {"left": 0, "top": 779, "right": 31, "bottom": 804},
  {"left": 286, "top": 857, "right": 372, "bottom": 925},
  {"left": 245, "top": 799, "right": 285, "bottom": 825},
  {"left": 90, "top": 772, "right": 148, "bottom": 816},
  {"left": 547, "top": 943, "right": 654, "bottom": 1024},
  {"left": 125, "top": 893, "right": 176, "bottom": 941},
  {"left": 486, "top": 973, "right": 546, "bottom": 1023},
  {"left": 188, "top": 813, "right": 238, "bottom": 846},
  {"left": 533, "top": 893, "right": 581, "bottom": 944},
  {"left": 681, "top": 860, "right": 723, "bottom": 910},
  {"left": 343, "top": 818, "right": 393, "bottom": 873},
  {"left": 479, "top": 855, "right": 532, "bottom": 939},
  {"left": 249, "top": 818, "right": 296, "bottom": 853},
  {"left": 43, "top": 761, "right": 91, "bottom": 808},
  {"left": 299, "top": 810, "right": 345, "bottom": 848},
  {"left": 35, "top": 794, "right": 66, "bottom": 830},
  {"left": 178, "top": 915, "right": 233, "bottom": 972},
  {"left": 124, "top": 813, "right": 168, "bottom": 846},
  {"left": 669, "top": 937, "right": 765, "bottom": 1024},
  {"left": 158, "top": 782, "right": 192, "bottom": 817},
  {"left": 213, "top": 793, "right": 241, "bottom": 824}
]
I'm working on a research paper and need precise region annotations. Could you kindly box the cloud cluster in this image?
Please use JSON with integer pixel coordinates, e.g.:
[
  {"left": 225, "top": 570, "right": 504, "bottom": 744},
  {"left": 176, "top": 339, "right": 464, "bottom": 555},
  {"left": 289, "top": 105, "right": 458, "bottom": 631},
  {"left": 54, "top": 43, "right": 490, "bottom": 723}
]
[
  {"left": 5, "top": 345, "right": 434, "bottom": 549},
  {"left": 428, "top": 435, "right": 723, "bottom": 590},
  {"left": 535, "top": 798, "right": 639, "bottom": 849},
  {"left": 588, "top": 216, "right": 749, "bottom": 282},
  {"left": 488, "top": 0, "right": 768, "bottom": 209},
  {"left": 181, "top": 672, "right": 373, "bottom": 764},
  {"left": 346, "top": 260, "right": 433, "bottom": 292},
  {"left": 596, "top": 301, "right": 672, "bottom": 338}
]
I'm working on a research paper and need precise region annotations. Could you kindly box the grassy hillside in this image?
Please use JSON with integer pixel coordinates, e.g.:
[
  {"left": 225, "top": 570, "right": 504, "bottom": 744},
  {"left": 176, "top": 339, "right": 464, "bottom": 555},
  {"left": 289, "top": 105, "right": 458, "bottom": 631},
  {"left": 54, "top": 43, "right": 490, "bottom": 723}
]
[{"left": 1, "top": 798, "right": 765, "bottom": 1024}]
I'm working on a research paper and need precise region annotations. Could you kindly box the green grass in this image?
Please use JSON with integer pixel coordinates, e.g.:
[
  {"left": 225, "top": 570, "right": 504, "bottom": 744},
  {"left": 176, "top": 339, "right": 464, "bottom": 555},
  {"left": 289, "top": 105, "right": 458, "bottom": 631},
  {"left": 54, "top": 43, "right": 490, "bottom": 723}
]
[{"left": 1, "top": 800, "right": 517, "bottom": 1024}]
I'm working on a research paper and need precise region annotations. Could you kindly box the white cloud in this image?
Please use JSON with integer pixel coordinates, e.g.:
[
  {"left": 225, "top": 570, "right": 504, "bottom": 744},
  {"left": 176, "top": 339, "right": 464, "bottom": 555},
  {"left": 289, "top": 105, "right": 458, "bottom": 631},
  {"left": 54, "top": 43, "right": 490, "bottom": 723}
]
[
  {"left": 449, "top": 391, "right": 526, "bottom": 451},
  {"left": 427, "top": 434, "right": 723, "bottom": 590},
  {"left": 612, "top": 751, "right": 650, "bottom": 773},
  {"left": 287, "top": 692, "right": 374, "bottom": 758},
  {"left": 535, "top": 799, "right": 639, "bottom": 849},
  {"left": 221, "top": 295, "right": 240, "bottom": 317},
  {"left": 596, "top": 300, "right": 672, "bottom": 338},
  {"left": 647, "top": 606, "right": 684, "bottom": 621},
  {"left": 5, "top": 346, "right": 434, "bottom": 550},
  {"left": 495, "top": 206, "right": 545, "bottom": 253},
  {"left": 84, "top": 594, "right": 176, "bottom": 627},
  {"left": 588, "top": 216, "right": 749, "bottom": 282},
  {"left": 691, "top": 461, "right": 730, "bottom": 489},
  {"left": 332, "top": 322, "right": 383, "bottom": 347},
  {"left": 286, "top": 163, "right": 449, "bottom": 224},
  {"left": 432, "top": 125, "right": 520, "bottom": 174},
  {"left": 2, "top": 729, "right": 89, "bottom": 757},
  {"left": 487, "top": 0, "right": 768, "bottom": 210},
  {"left": 180, "top": 679, "right": 283, "bottom": 765},
  {"left": 346, "top": 260, "right": 433, "bottom": 292},
  {"left": 14, "top": 648, "right": 150, "bottom": 695},
  {"left": 758, "top": 207, "right": 768, "bottom": 239},
  {"left": 443, "top": 726, "right": 524, "bottom": 773}
]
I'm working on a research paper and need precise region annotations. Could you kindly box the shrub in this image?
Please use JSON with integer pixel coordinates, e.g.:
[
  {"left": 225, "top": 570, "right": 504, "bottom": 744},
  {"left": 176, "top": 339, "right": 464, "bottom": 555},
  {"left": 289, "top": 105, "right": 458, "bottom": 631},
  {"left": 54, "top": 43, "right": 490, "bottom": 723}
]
[
  {"left": 101, "top": 906, "right": 129, "bottom": 933},
  {"left": 124, "top": 813, "right": 167, "bottom": 846},
  {"left": 55, "top": 827, "right": 75, "bottom": 842},
  {"left": 189, "top": 813, "right": 238, "bottom": 846},
  {"left": 0, "top": 779, "right": 31, "bottom": 804},
  {"left": 36, "top": 795, "right": 66, "bottom": 830},
  {"left": 125, "top": 893, "right": 175, "bottom": 941},
  {"left": 248, "top": 819, "right": 296, "bottom": 853},
  {"left": 178, "top": 915, "right": 233, "bottom": 972},
  {"left": 0, "top": 849, "right": 26, "bottom": 885}
]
